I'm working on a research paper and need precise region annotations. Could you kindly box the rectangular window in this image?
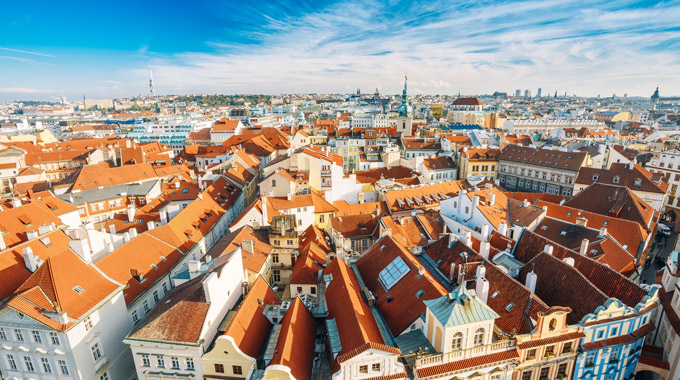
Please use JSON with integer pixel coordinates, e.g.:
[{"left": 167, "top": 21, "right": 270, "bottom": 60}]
[
  {"left": 84, "top": 316, "right": 93, "bottom": 330},
  {"left": 610, "top": 347, "right": 620, "bottom": 363},
  {"left": 558, "top": 363, "right": 567, "bottom": 375},
  {"left": 49, "top": 332, "right": 60, "bottom": 345},
  {"left": 272, "top": 253, "right": 279, "bottom": 263},
  {"left": 186, "top": 358, "right": 195, "bottom": 370},
  {"left": 585, "top": 352, "right": 596, "bottom": 367},
  {"left": 143, "top": 300, "right": 150, "bottom": 313},
  {"left": 522, "top": 371, "right": 532, "bottom": 380},
  {"left": 540, "top": 367, "right": 549, "bottom": 378},
  {"left": 7, "top": 354, "right": 17, "bottom": 370},
  {"left": 372, "top": 363, "right": 381, "bottom": 371},
  {"left": 153, "top": 290, "right": 159, "bottom": 303},
  {"left": 215, "top": 363, "right": 225, "bottom": 373},
  {"left": 526, "top": 349, "right": 536, "bottom": 360},
  {"left": 157, "top": 356, "right": 165, "bottom": 367},
  {"left": 24, "top": 356, "right": 35, "bottom": 372},
  {"left": 91, "top": 343, "right": 102, "bottom": 362},
  {"left": 32, "top": 330, "right": 42, "bottom": 344},
  {"left": 100, "top": 372, "right": 109, "bottom": 380},
  {"left": 545, "top": 345, "right": 555, "bottom": 357},
  {"left": 132, "top": 310, "right": 139, "bottom": 324},
  {"left": 15, "top": 330, "right": 24, "bottom": 342},
  {"left": 142, "top": 354, "right": 150, "bottom": 367},
  {"left": 233, "top": 365, "right": 243, "bottom": 375},
  {"left": 562, "top": 342, "right": 572, "bottom": 354},
  {"left": 359, "top": 365, "right": 368, "bottom": 374},
  {"left": 41, "top": 357, "right": 52, "bottom": 374},
  {"left": 0, "top": 328, "right": 6, "bottom": 340},
  {"left": 171, "top": 357, "right": 179, "bottom": 369},
  {"left": 162, "top": 283, "right": 168, "bottom": 294},
  {"left": 58, "top": 360, "right": 69, "bottom": 375}
]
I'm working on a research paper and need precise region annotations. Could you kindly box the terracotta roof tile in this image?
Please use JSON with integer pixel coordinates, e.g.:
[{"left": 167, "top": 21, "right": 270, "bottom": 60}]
[{"left": 268, "top": 298, "right": 316, "bottom": 380}]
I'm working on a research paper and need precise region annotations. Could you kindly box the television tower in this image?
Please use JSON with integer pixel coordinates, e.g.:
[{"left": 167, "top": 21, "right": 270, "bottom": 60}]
[{"left": 149, "top": 67, "right": 156, "bottom": 97}]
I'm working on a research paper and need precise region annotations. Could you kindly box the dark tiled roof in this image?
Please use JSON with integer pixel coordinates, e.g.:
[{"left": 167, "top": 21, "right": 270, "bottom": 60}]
[
  {"left": 416, "top": 349, "right": 518, "bottom": 378},
  {"left": 498, "top": 144, "right": 586, "bottom": 171}
]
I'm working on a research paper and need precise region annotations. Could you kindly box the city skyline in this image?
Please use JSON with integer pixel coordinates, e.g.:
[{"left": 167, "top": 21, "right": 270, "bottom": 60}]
[{"left": 1, "top": 0, "right": 679, "bottom": 101}]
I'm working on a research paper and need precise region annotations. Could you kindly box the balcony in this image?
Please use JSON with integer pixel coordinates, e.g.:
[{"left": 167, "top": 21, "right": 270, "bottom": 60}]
[{"left": 415, "top": 339, "right": 515, "bottom": 367}]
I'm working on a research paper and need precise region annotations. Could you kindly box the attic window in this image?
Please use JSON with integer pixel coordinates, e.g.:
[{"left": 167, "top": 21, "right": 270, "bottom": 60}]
[
  {"left": 40, "top": 237, "right": 52, "bottom": 247},
  {"left": 160, "top": 256, "right": 167, "bottom": 261},
  {"left": 151, "top": 264, "right": 158, "bottom": 269},
  {"left": 592, "top": 174, "right": 599, "bottom": 181},
  {"left": 491, "top": 290, "right": 500, "bottom": 298},
  {"left": 416, "top": 290, "right": 425, "bottom": 298},
  {"left": 73, "top": 286, "right": 84, "bottom": 294},
  {"left": 541, "top": 225, "right": 548, "bottom": 230},
  {"left": 182, "top": 188, "right": 189, "bottom": 193},
  {"left": 634, "top": 178, "right": 642, "bottom": 186},
  {"left": 589, "top": 249, "right": 598, "bottom": 254},
  {"left": 613, "top": 176, "right": 620, "bottom": 184},
  {"left": 567, "top": 212, "right": 572, "bottom": 216},
  {"left": 560, "top": 231, "right": 567, "bottom": 236},
  {"left": 506, "top": 303, "right": 515, "bottom": 311}
]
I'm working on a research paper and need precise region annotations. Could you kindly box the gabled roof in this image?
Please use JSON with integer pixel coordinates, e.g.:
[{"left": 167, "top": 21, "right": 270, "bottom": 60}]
[
  {"left": 128, "top": 272, "right": 210, "bottom": 344},
  {"left": 268, "top": 192, "right": 337, "bottom": 214},
  {"left": 0, "top": 202, "right": 63, "bottom": 248},
  {"left": 424, "top": 285, "right": 499, "bottom": 327},
  {"left": 499, "top": 145, "right": 586, "bottom": 171},
  {"left": 290, "top": 244, "right": 326, "bottom": 285},
  {"left": 564, "top": 183, "right": 654, "bottom": 227},
  {"left": 324, "top": 259, "right": 401, "bottom": 374},
  {"left": 452, "top": 97, "right": 482, "bottom": 106},
  {"left": 575, "top": 163, "right": 667, "bottom": 194},
  {"left": 298, "top": 224, "right": 331, "bottom": 253},
  {"left": 8, "top": 250, "right": 121, "bottom": 331},
  {"left": 423, "top": 156, "right": 456, "bottom": 171},
  {"left": 72, "top": 162, "right": 158, "bottom": 191},
  {"left": 225, "top": 276, "right": 280, "bottom": 358},
  {"left": 268, "top": 298, "right": 316, "bottom": 380},
  {"left": 355, "top": 236, "right": 448, "bottom": 335}
]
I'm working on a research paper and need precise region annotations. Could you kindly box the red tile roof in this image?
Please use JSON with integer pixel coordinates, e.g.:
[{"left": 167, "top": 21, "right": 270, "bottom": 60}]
[
  {"left": 575, "top": 163, "right": 667, "bottom": 194},
  {"left": 356, "top": 236, "right": 448, "bottom": 335},
  {"left": 416, "top": 349, "right": 518, "bottom": 378},
  {"left": 564, "top": 183, "right": 654, "bottom": 227}
]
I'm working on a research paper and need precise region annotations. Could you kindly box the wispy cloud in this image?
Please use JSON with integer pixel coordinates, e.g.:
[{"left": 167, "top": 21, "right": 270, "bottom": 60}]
[
  {"left": 0, "top": 87, "right": 53, "bottom": 93},
  {"left": 0, "top": 47, "right": 56, "bottom": 58},
  {"left": 136, "top": 0, "right": 680, "bottom": 96}
]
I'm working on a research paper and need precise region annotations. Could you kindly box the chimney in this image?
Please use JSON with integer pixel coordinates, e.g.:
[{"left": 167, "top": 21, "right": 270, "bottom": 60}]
[
  {"left": 471, "top": 195, "right": 480, "bottom": 217},
  {"left": 463, "top": 231, "right": 472, "bottom": 246},
  {"left": 476, "top": 263, "right": 486, "bottom": 279},
  {"left": 56, "top": 311, "right": 69, "bottom": 324},
  {"left": 11, "top": 198, "right": 22, "bottom": 208},
  {"left": 449, "top": 263, "right": 456, "bottom": 282},
  {"left": 580, "top": 239, "right": 589, "bottom": 256},
  {"left": 197, "top": 192, "right": 203, "bottom": 200},
  {"left": 202, "top": 273, "right": 216, "bottom": 303},
  {"left": 286, "top": 192, "right": 292, "bottom": 201},
  {"left": 480, "top": 241, "right": 490, "bottom": 259},
  {"left": 481, "top": 224, "right": 490, "bottom": 241},
  {"left": 26, "top": 230, "right": 38, "bottom": 240},
  {"left": 559, "top": 199, "right": 566, "bottom": 205},
  {"left": 38, "top": 224, "right": 51, "bottom": 235},
  {"left": 198, "top": 176, "right": 204, "bottom": 190},
  {"left": 523, "top": 198, "right": 529, "bottom": 208},
  {"left": 498, "top": 223, "right": 508, "bottom": 236},
  {"left": 147, "top": 221, "right": 156, "bottom": 231},
  {"left": 544, "top": 244, "right": 554, "bottom": 255},
  {"left": 0, "top": 234, "right": 5, "bottom": 251},
  {"left": 564, "top": 257, "right": 575, "bottom": 266},
  {"left": 160, "top": 210, "right": 168, "bottom": 225},
  {"left": 262, "top": 196, "right": 268, "bottom": 225},
  {"left": 175, "top": 181, "right": 180, "bottom": 189},
  {"left": 126, "top": 139, "right": 131, "bottom": 148},
  {"left": 242, "top": 240, "right": 255, "bottom": 253},
  {"left": 109, "top": 225, "right": 116, "bottom": 235},
  {"left": 105, "top": 242, "right": 114, "bottom": 254},
  {"left": 123, "top": 232, "right": 130, "bottom": 243},
  {"left": 488, "top": 192, "right": 495, "bottom": 206},
  {"left": 448, "top": 233, "right": 457, "bottom": 248},
  {"left": 23, "top": 247, "right": 38, "bottom": 272},
  {"left": 127, "top": 204, "right": 136, "bottom": 223},
  {"left": 188, "top": 260, "right": 201, "bottom": 277},
  {"left": 599, "top": 227, "right": 607, "bottom": 237},
  {"left": 476, "top": 276, "right": 489, "bottom": 303},
  {"left": 575, "top": 216, "right": 587, "bottom": 227},
  {"left": 108, "top": 210, "right": 114, "bottom": 220},
  {"left": 418, "top": 266, "right": 426, "bottom": 277},
  {"left": 525, "top": 271, "right": 537, "bottom": 292},
  {"left": 130, "top": 228, "right": 138, "bottom": 238},
  {"left": 69, "top": 239, "right": 92, "bottom": 264}
]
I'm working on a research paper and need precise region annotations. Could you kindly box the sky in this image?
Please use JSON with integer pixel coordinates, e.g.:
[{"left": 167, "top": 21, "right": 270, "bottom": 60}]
[{"left": 1, "top": 0, "right": 679, "bottom": 101}]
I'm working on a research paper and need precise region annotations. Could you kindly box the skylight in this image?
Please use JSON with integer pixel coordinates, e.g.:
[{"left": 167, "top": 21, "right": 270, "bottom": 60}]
[
  {"left": 506, "top": 303, "right": 515, "bottom": 311},
  {"left": 379, "top": 256, "right": 410, "bottom": 290}
]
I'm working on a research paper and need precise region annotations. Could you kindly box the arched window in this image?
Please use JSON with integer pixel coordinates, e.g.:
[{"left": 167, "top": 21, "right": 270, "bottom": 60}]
[
  {"left": 473, "top": 328, "right": 485, "bottom": 346},
  {"left": 451, "top": 332, "right": 463, "bottom": 351},
  {"left": 549, "top": 318, "right": 557, "bottom": 331}
]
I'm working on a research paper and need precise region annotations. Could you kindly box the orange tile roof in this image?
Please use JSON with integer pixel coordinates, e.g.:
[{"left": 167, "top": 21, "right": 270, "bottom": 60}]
[
  {"left": 0, "top": 202, "right": 63, "bottom": 248},
  {"left": 72, "top": 162, "right": 158, "bottom": 191},
  {"left": 268, "top": 192, "right": 337, "bottom": 214},
  {"left": 324, "top": 259, "right": 400, "bottom": 374},
  {"left": 0, "top": 230, "right": 72, "bottom": 302},
  {"left": 268, "top": 298, "right": 316, "bottom": 380},
  {"left": 333, "top": 201, "right": 388, "bottom": 217},
  {"left": 290, "top": 244, "right": 326, "bottom": 285},
  {"left": 384, "top": 181, "right": 465, "bottom": 213},
  {"left": 298, "top": 224, "right": 331, "bottom": 252},
  {"left": 8, "top": 250, "right": 121, "bottom": 331},
  {"left": 225, "top": 276, "right": 280, "bottom": 358}
]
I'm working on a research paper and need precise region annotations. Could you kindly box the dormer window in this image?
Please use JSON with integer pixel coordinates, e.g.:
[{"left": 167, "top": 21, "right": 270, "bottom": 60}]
[
  {"left": 613, "top": 176, "right": 620, "bottom": 184},
  {"left": 634, "top": 178, "right": 642, "bottom": 186},
  {"left": 592, "top": 174, "right": 599, "bottom": 181}
]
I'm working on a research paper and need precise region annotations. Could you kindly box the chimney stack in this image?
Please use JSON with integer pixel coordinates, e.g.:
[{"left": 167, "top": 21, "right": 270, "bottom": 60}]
[
  {"left": 0, "top": 233, "right": 5, "bottom": 251},
  {"left": 481, "top": 224, "right": 490, "bottom": 241},
  {"left": 575, "top": 216, "right": 587, "bottom": 227},
  {"left": 147, "top": 221, "right": 156, "bottom": 231},
  {"left": 160, "top": 210, "right": 168, "bottom": 225},
  {"left": 109, "top": 225, "right": 116, "bottom": 235},
  {"left": 580, "top": 239, "right": 589, "bottom": 256},
  {"left": 127, "top": 204, "right": 136, "bottom": 223},
  {"left": 69, "top": 239, "right": 92, "bottom": 264},
  {"left": 564, "top": 257, "right": 575, "bottom": 266},
  {"left": 26, "top": 230, "right": 38, "bottom": 240},
  {"left": 23, "top": 247, "right": 38, "bottom": 272},
  {"left": 123, "top": 232, "right": 130, "bottom": 243},
  {"left": 498, "top": 223, "right": 508, "bottom": 236},
  {"left": 480, "top": 241, "right": 490, "bottom": 259},
  {"left": 476, "top": 276, "right": 489, "bottom": 304},
  {"left": 242, "top": 240, "right": 255, "bottom": 253},
  {"left": 523, "top": 199, "right": 529, "bottom": 208},
  {"left": 525, "top": 271, "right": 537, "bottom": 292},
  {"left": 105, "top": 242, "right": 114, "bottom": 254},
  {"left": 599, "top": 227, "right": 607, "bottom": 237},
  {"left": 130, "top": 228, "right": 138, "bottom": 238},
  {"left": 488, "top": 192, "right": 495, "bottom": 206},
  {"left": 544, "top": 245, "right": 554, "bottom": 255}
]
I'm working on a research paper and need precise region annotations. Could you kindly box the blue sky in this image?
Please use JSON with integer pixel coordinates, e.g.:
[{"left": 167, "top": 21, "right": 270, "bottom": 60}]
[{"left": 1, "top": 0, "right": 679, "bottom": 101}]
